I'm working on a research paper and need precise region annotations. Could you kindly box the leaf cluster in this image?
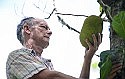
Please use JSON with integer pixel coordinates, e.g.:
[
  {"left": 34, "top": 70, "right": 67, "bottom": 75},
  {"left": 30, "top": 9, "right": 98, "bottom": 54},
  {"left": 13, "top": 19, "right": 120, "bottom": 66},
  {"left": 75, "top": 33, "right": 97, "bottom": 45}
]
[
  {"left": 99, "top": 47, "right": 125, "bottom": 79},
  {"left": 112, "top": 11, "right": 125, "bottom": 40}
]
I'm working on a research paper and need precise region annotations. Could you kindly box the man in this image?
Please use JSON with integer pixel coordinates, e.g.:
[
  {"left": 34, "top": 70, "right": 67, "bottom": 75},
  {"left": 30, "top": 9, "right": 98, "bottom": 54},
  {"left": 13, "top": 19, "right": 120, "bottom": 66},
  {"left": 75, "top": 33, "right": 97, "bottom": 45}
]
[{"left": 6, "top": 17, "right": 102, "bottom": 79}]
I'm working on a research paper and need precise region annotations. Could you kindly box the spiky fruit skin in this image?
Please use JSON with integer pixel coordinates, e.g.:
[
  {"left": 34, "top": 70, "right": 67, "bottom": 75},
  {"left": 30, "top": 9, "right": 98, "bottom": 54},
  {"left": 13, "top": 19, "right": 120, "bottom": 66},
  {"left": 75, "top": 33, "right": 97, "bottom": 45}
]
[{"left": 80, "top": 15, "right": 103, "bottom": 48}]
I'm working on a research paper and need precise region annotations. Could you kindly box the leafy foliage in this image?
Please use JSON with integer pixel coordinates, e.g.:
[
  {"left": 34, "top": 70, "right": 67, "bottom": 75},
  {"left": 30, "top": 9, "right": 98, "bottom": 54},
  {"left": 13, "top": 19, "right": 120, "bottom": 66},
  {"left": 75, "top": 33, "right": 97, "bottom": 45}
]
[
  {"left": 99, "top": 50, "right": 112, "bottom": 79},
  {"left": 99, "top": 47, "right": 125, "bottom": 79},
  {"left": 112, "top": 11, "right": 125, "bottom": 40}
]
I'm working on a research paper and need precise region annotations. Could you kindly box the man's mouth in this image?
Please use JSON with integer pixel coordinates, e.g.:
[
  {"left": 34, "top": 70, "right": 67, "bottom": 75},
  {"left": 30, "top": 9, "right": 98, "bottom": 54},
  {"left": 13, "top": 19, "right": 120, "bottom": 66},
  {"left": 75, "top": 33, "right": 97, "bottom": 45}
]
[{"left": 44, "top": 36, "right": 50, "bottom": 39}]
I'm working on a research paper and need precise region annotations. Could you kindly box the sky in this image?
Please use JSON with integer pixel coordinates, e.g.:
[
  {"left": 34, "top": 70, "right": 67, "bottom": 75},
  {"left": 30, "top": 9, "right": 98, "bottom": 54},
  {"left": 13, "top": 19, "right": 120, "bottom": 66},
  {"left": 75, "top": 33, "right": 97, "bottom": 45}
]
[{"left": 0, "top": 0, "right": 110, "bottom": 79}]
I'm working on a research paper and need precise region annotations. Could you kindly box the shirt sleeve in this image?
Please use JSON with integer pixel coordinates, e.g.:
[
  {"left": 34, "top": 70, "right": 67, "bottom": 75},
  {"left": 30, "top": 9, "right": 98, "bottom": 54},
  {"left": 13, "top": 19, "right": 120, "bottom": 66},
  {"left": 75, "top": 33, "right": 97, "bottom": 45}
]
[{"left": 7, "top": 51, "right": 47, "bottom": 79}]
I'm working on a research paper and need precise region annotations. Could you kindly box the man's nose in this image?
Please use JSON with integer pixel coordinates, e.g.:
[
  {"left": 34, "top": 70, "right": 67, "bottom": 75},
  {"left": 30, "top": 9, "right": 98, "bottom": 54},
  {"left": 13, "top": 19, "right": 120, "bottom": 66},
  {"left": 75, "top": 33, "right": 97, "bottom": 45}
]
[{"left": 47, "top": 30, "right": 52, "bottom": 36}]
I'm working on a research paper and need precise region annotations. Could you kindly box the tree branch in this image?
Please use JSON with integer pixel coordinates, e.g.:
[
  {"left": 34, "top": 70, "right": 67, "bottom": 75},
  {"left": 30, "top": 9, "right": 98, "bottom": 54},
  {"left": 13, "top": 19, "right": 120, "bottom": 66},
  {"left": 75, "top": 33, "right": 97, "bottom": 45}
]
[
  {"left": 97, "top": 0, "right": 113, "bottom": 21},
  {"left": 55, "top": 13, "right": 88, "bottom": 17},
  {"left": 33, "top": 4, "right": 45, "bottom": 12},
  {"left": 44, "top": 8, "right": 57, "bottom": 19},
  {"left": 57, "top": 15, "right": 80, "bottom": 34}
]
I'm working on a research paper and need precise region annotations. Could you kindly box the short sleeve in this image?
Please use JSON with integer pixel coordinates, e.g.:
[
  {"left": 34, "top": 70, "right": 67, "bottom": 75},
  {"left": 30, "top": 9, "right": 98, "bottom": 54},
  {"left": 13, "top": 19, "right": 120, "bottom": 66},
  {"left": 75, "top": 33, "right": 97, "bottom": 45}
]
[{"left": 6, "top": 49, "right": 47, "bottom": 79}]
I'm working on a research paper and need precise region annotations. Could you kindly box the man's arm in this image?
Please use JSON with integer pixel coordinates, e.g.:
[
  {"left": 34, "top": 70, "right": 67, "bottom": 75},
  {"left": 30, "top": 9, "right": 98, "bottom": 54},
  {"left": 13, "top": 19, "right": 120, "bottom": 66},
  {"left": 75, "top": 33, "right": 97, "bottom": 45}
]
[
  {"left": 29, "top": 69, "right": 78, "bottom": 79},
  {"left": 80, "top": 33, "right": 102, "bottom": 79}
]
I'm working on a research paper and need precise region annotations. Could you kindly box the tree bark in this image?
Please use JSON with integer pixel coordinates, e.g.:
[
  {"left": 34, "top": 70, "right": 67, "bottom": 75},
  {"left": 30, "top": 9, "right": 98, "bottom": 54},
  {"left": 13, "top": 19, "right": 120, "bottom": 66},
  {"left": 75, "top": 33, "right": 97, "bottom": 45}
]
[{"left": 110, "top": 0, "right": 125, "bottom": 78}]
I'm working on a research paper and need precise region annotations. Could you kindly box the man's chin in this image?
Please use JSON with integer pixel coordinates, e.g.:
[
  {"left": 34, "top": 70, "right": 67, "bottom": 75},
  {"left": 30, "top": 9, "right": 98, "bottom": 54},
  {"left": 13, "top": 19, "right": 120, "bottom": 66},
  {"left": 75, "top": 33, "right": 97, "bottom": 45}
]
[{"left": 43, "top": 43, "right": 49, "bottom": 49}]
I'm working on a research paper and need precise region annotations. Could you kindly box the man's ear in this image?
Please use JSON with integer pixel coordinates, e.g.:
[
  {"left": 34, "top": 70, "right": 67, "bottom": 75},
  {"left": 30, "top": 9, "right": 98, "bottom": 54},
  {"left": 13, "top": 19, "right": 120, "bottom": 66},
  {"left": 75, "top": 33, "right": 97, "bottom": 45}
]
[{"left": 23, "top": 25, "right": 31, "bottom": 34}]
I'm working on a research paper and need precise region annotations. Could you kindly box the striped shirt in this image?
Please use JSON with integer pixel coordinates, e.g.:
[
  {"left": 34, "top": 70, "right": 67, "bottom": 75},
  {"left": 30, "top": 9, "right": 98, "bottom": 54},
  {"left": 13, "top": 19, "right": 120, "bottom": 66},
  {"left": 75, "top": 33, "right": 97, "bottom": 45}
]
[{"left": 6, "top": 48, "right": 54, "bottom": 79}]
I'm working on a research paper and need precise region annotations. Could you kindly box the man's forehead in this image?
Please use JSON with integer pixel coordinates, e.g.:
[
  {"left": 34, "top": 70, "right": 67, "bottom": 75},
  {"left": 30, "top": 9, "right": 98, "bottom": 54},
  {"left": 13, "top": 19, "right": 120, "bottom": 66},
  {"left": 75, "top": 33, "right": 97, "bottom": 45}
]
[{"left": 34, "top": 18, "right": 48, "bottom": 25}]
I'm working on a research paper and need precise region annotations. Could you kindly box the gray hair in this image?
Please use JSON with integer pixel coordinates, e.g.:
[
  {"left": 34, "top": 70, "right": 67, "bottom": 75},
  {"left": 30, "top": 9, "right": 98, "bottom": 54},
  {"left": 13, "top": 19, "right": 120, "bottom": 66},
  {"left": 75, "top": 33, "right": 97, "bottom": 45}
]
[{"left": 17, "top": 17, "right": 35, "bottom": 45}]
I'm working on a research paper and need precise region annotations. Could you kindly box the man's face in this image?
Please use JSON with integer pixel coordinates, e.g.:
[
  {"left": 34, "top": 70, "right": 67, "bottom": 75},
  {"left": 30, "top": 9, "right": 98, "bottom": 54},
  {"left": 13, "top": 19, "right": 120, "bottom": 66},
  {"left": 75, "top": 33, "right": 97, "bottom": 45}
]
[{"left": 30, "top": 19, "right": 52, "bottom": 48}]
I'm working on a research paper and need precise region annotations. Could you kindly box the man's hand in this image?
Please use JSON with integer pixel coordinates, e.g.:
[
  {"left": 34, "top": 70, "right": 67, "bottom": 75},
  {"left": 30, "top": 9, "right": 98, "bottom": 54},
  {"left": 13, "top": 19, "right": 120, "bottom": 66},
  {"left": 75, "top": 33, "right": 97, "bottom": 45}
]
[
  {"left": 80, "top": 33, "right": 102, "bottom": 79},
  {"left": 84, "top": 33, "right": 102, "bottom": 60},
  {"left": 107, "top": 62, "right": 122, "bottom": 79}
]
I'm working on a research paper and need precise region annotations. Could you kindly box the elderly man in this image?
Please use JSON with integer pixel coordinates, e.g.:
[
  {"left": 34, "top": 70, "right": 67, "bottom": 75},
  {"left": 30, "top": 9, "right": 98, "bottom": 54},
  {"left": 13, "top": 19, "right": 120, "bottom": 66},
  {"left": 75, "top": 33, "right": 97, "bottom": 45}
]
[{"left": 6, "top": 17, "right": 102, "bottom": 79}]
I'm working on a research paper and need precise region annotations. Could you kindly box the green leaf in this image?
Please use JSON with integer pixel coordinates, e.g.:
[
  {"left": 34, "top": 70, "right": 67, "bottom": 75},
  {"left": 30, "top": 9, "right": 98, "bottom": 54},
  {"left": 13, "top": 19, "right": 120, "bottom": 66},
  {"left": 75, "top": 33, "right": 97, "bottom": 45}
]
[
  {"left": 92, "top": 61, "right": 99, "bottom": 69},
  {"left": 100, "top": 6, "right": 103, "bottom": 12},
  {"left": 112, "top": 11, "right": 125, "bottom": 40},
  {"left": 100, "top": 55, "right": 112, "bottom": 79},
  {"left": 98, "top": 50, "right": 112, "bottom": 68}
]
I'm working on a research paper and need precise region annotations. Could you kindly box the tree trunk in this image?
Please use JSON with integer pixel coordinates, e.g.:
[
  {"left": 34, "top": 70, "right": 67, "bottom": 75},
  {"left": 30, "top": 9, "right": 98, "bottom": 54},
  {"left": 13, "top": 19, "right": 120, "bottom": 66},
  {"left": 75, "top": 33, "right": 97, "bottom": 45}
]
[{"left": 110, "top": 0, "right": 125, "bottom": 78}]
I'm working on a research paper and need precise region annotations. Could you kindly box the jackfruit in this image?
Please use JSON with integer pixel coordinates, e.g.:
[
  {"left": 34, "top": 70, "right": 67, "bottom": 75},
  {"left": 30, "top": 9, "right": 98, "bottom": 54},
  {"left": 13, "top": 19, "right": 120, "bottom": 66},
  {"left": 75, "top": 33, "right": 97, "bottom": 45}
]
[{"left": 79, "top": 15, "right": 103, "bottom": 48}]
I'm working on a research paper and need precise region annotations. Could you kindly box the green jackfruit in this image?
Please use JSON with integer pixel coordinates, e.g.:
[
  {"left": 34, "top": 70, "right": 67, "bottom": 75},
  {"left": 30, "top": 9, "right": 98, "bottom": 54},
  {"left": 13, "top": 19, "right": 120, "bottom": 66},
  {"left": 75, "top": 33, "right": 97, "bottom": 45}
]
[{"left": 79, "top": 15, "right": 103, "bottom": 48}]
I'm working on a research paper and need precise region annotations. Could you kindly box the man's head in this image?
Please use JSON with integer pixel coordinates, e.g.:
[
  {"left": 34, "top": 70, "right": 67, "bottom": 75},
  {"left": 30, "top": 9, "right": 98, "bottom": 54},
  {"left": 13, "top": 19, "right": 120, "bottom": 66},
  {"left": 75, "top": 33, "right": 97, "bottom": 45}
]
[{"left": 17, "top": 17, "right": 52, "bottom": 48}]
